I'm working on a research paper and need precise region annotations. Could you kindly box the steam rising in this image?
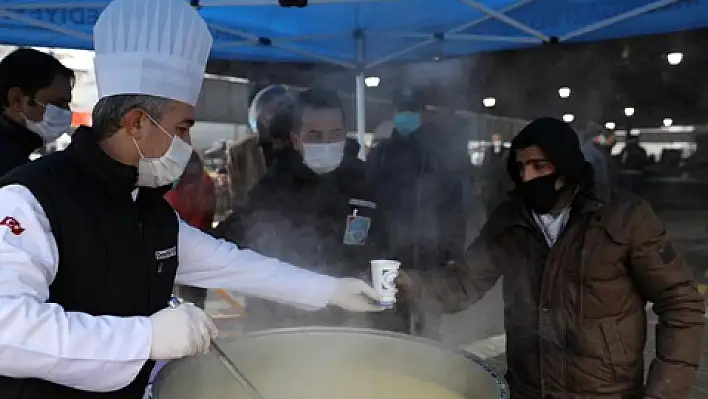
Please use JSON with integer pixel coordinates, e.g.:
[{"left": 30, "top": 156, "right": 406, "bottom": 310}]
[{"left": 200, "top": 32, "right": 700, "bottom": 366}]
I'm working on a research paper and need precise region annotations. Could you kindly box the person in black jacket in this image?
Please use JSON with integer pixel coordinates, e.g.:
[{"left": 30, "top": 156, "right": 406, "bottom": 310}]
[
  {"left": 366, "top": 88, "right": 472, "bottom": 338},
  {"left": 0, "top": 48, "right": 75, "bottom": 176},
  {"left": 214, "top": 88, "right": 407, "bottom": 332},
  {"left": 367, "top": 89, "right": 470, "bottom": 273}
]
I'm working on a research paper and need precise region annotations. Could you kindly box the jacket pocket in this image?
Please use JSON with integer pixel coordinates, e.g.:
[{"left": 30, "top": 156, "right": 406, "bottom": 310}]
[{"left": 599, "top": 320, "right": 628, "bottom": 380}]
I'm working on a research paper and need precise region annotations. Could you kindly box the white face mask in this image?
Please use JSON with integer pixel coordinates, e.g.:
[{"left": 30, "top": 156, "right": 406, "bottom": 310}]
[
  {"left": 302, "top": 140, "right": 346, "bottom": 174},
  {"left": 133, "top": 115, "right": 193, "bottom": 188},
  {"left": 24, "top": 103, "right": 72, "bottom": 142}
]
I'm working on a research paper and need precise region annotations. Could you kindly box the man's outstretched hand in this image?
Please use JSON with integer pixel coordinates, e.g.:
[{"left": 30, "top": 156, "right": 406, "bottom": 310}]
[{"left": 396, "top": 270, "right": 418, "bottom": 299}]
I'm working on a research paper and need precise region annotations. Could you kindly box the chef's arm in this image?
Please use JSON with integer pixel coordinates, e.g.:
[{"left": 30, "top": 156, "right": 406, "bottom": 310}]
[
  {"left": 0, "top": 185, "right": 152, "bottom": 392},
  {"left": 411, "top": 227, "right": 501, "bottom": 314},
  {"left": 176, "top": 219, "right": 338, "bottom": 310},
  {"left": 627, "top": 200, "right": 705, "bottom": 399}
]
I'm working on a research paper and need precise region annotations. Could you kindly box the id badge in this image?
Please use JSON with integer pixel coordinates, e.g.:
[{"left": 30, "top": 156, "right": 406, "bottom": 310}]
[{"left": 343, "top": 214, "right": 371, "bottom": 245}]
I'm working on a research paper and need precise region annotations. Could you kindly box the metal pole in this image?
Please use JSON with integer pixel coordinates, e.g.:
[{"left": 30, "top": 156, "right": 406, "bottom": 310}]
[
  {"left": 457, "top": 0, "right": 550, "bottom": 42},
  {"left": 355, "top": 31, "right": 367, "bottom": 160},
  {"left": 559, "top": 0, "right": 680, "bottom": 42}
]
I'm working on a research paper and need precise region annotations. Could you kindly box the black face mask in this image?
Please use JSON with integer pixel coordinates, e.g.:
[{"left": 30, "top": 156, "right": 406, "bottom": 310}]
[{"left": 519, "top": 173, "right": 562, "bottom": 214}]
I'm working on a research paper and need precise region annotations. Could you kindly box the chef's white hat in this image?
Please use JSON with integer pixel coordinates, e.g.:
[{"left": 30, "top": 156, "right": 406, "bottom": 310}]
[{"left": 93, "top": 0, "right": 213, "bottom": 106}]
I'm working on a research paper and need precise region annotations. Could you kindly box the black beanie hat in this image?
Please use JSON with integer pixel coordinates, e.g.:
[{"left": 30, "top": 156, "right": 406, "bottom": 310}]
[{"left": 506, "top": 117, "right": 590, "bottom": 186}]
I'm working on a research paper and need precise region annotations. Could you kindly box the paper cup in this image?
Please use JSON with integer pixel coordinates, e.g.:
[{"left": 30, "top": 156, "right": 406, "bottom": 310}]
[{"left": 370, "top": 259, "right": 401, "bottom": 306}]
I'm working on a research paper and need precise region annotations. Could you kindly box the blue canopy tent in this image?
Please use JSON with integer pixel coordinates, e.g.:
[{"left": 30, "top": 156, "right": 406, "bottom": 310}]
[{"left": 0, "top": 0, "right": 706, "bottom": 153}]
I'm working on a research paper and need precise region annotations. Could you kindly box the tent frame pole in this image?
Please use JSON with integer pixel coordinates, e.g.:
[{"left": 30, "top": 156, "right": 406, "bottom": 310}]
[
  {"left": 365, "top": 0, "right": 539, "bottom": 67},
  {"left": 446, "top": 0, "right": 535, "bottom": 34},
  {"left": 445, "top": 33, "right": 538, "bottom": 43},
  {"left": 200, "top": 0, "right": 392, "bottom": 6},
  {"left": 0, "top": 2, "right": 107, "bottom": 9},
  {"left": 366, "top": 39, "right": 436, "bottom": 69},
  {"left": 216, "top": 33, "right": 353, "bottom": 49},
  {"left": 457, "top": 0, "right": 549, "bottom": 41},
  {"left": 559, "top": 0, "right": 681, "bottom": 41},
  {"left": 210, "top": 24, "right": 355, "bottom": 68},
  {"left": 339, "top": 0, "right": 536, "bottom": 41},
  {"left": 355, "top": 30, "right": 367, "bottom": 160},
  {"left": 2, "top": 0, "right": 394, "bottom": 7},
  {"left": 374, "top": 31, "right": 538, "bottom": 44}
]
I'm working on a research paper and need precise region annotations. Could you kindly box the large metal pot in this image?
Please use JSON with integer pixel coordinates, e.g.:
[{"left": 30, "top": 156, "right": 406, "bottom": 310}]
[{"left": 153, "top": 327, "right": 508, "bottom": 399}]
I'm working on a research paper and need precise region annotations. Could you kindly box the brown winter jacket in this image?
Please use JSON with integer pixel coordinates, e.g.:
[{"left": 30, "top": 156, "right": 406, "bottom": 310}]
[{"left": 416, "top": 188, "right": 704, "bottom": 399}]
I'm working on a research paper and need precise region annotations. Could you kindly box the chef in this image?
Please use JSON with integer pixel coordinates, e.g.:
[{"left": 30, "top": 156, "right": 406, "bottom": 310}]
[{"left": 0, "top": 1, "right": 383, "bottom": 399}]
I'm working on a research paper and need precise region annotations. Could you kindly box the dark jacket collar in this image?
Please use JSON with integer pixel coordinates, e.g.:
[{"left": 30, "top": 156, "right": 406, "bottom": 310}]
[
  {"left": 68, "top": 126, "right": 138, "bottom": 194},
  {"left": 267, "top": 144, "right": 365, "bottom": 190},
  {"left": 0, "top": 113, "right": 44, "bottom": 159},
  {"left": 390, "top": 123, "right": 434, "bottom": 142},
  {"left": 271, "top": 146, "right": 318, "bottom": 184},
  {"left": 490, "top": 184, "right": 606, "bottom": 235}
]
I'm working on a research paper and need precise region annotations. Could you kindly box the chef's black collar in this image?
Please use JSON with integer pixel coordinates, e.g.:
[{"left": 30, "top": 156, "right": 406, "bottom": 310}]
[
  {"left": 0, "top": 113, "right": 44, "bottom": 159},
  {"left": 70, "top": 126, "right": 138, "bottom": 194}
]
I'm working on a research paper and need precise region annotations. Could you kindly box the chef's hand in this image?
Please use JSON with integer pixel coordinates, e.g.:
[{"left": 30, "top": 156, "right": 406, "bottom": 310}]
[
  {"left": 329, "top": 278, "right": 387, "bottom": 312},
  {"left": 149, "top": 303, "right": 219, "bottom": 360}
]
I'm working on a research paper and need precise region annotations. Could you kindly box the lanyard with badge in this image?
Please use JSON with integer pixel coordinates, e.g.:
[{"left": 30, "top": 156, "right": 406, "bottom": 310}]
[{"left": 343, "top": 198, "right": 376, "bottom": 245}]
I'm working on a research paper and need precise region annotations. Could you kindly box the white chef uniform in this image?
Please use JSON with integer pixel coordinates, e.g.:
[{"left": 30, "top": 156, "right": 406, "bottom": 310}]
[{"left": 0, "top": 0, "right": 342, "bottom": 393}]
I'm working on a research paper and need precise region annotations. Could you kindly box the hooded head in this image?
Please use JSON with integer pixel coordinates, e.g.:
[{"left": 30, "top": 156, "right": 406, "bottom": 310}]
[{"left": 507, "top": 117, "right": 592, "bottom": 213}]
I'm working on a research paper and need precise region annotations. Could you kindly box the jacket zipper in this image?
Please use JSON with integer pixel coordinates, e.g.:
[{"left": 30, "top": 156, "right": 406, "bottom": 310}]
[
  {"left": 535, "top": 212, "right": 578, "bottom": 395},
  {"left": 132, "top": 190, "right": 152, "bottom": 307}
]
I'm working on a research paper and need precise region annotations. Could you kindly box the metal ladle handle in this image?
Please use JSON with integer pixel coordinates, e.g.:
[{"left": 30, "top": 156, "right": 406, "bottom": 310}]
[{"left": 168, "top": 295, "right": 266, "bottom": 399}]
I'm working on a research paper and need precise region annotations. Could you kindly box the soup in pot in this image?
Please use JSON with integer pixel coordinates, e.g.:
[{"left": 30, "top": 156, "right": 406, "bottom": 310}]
[{"left": 210, "top": 364, "right": 468, "bottom": 399}]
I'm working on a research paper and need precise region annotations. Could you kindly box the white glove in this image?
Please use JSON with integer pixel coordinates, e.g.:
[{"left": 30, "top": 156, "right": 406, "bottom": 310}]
[
  {"left": 328, "top": 278, "right": 387, "bottom": 312},
  {"left": 149, "top": 303, "right": 219, "bottom": 360}
]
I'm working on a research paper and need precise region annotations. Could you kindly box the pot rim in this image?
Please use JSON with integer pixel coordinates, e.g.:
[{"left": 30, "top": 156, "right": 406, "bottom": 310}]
[{"left": 154, "top": 326, "right": 509, "bottom": 399}]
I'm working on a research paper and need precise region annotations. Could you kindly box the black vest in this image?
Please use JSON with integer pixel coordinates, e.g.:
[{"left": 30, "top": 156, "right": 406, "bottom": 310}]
[{"left": 0, "top": 127, "right": 180, "bottom": 399}]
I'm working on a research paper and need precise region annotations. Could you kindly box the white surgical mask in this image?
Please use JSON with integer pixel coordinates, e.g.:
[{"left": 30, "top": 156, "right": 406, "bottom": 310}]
[
  {"left": 133, "top": 115, "right": 193, "bottom": 188},
  {"left": 302, "top": 140, "right": 346, "bottom": 174},
  {"left": 24, "top": 102, "right": 72, "bottom": 142}
]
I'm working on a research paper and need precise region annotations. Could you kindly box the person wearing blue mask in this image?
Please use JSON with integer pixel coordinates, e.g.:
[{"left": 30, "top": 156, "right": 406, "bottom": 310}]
[
  {"left": 366, "top": 88, "right": 472, "bottom": 338},
  {"left": 388, "top": 88, "right": 423, "bottom": 135}
]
